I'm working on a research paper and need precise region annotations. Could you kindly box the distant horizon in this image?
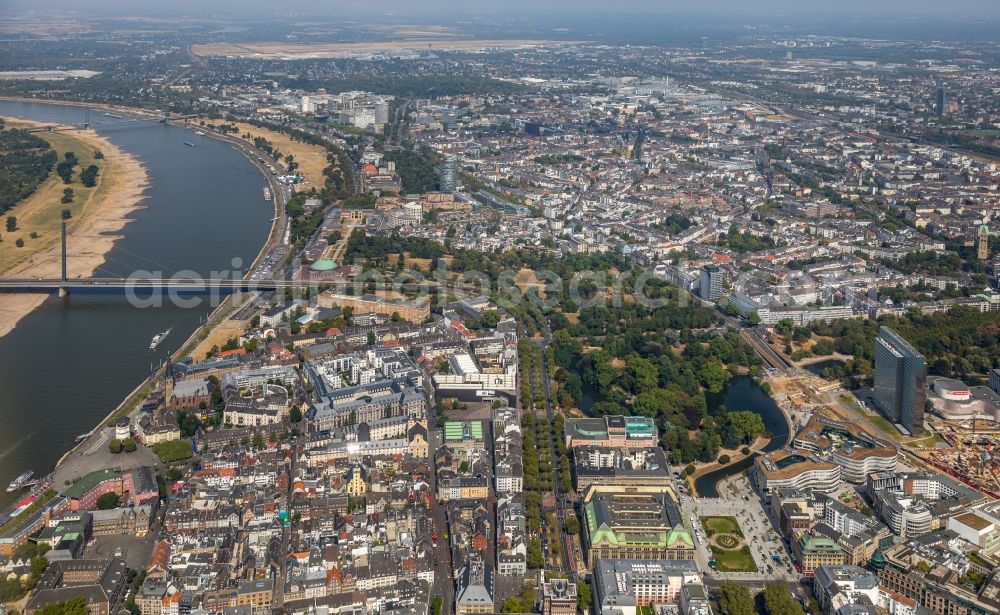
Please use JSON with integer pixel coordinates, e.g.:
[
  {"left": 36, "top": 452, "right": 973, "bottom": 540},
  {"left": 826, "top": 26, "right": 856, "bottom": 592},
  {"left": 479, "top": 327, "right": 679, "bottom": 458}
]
[{"left": 3, "top": 0, "right": 1000, "bottom": 19}]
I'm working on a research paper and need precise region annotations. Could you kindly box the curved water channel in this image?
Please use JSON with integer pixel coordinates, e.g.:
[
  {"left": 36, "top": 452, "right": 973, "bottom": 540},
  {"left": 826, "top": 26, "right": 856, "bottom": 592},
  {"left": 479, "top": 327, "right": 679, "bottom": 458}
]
[
  {"left": 581, "top": 373, "right": 790, "bottom": 497},
  {"left": 694, "top": 376, "right": 791, "bottom": 497}
]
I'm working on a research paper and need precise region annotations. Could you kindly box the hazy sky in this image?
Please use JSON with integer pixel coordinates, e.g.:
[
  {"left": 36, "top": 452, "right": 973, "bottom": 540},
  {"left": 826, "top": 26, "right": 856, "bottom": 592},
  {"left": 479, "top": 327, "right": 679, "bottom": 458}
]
[{"left": 3, "top": 0, "right": 1000, "bottom": 17}]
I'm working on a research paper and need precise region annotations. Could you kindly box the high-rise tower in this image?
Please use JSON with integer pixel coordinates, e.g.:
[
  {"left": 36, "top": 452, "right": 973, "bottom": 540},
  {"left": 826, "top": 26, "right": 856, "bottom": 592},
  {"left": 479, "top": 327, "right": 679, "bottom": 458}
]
[{"left": 873, "top": 326, "right": 927, "bottom": 434}]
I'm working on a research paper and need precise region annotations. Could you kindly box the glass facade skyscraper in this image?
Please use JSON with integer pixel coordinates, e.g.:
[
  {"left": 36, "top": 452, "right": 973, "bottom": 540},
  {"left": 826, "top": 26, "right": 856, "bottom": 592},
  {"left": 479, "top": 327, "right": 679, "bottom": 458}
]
[
  {"left": 438, "top": 155, "right": 457, "bottom": 193},
  {"left": 873, "top": 326, "right": 926, "bottom": 434},
  {"left": 699, "top": 264, "right": 723, "bottom": 301}
]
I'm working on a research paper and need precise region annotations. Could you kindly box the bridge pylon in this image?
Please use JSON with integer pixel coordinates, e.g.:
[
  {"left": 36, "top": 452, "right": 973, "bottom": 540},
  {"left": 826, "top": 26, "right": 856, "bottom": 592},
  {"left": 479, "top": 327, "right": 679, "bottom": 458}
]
[{"left": 58, "top": 221, "right": 68, "bottom": 298}]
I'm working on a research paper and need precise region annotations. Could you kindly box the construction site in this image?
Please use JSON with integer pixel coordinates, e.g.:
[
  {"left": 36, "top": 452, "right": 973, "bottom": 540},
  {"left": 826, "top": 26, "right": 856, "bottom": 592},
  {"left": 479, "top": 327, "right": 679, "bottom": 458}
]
[{"left": 764, "top": 363, "right": 1000, "bottom": 502}]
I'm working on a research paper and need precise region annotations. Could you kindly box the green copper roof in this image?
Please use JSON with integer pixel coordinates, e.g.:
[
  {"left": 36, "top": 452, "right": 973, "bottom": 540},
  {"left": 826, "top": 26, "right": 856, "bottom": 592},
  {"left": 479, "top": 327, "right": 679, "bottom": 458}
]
[
  {"left": 62, "top": 468, "right": 122, "bottom": 499},
  {"left": 667, "top": 527, "right": 694, "bottom": 547},
  {"left": 310, "top": 259, "right": 336, "bottom": 272},
  {"left": 584, "top": 501, "right": 692, "bottom": 549}
]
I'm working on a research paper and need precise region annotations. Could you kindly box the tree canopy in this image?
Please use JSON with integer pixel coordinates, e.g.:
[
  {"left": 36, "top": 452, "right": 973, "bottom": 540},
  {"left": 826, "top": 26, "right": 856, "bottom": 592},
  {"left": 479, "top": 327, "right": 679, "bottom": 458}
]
[
  {"left": 762, "top": 583, "right": 805, "bottom": 615},
  {"left": 718, "top": 581, "right": 755, "bottom": 615},
  {"left": 36, "top": 596, "right": 89, "bottom": 615},
  {"left": 96, "top": 492, "right": 120, "bottom": 510},
  {"left": 720, "top": 411, "right": 766, "bottom": 449},
  {"left": 0, "top": 124, "right": 57, "bottom": 213}
]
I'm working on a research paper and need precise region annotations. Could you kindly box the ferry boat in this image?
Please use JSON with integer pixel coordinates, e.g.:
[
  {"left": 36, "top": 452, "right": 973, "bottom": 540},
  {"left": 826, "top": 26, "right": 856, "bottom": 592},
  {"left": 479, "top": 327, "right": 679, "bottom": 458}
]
[
  {"left": 149, "top": 329, "right": 171, "bottom": 350},
  {"left": 6, "top": 470, "right": 33, "bottom": 493},
  {"left": 263, "top": 187, "right": 272, "bottom": 201}
]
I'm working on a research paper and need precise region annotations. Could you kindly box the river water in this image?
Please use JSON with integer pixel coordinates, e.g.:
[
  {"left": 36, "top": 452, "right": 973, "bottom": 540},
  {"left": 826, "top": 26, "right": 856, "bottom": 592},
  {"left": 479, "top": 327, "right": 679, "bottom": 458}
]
[{"left": 0, "top": 101, "right": 271, "bottom": 504}]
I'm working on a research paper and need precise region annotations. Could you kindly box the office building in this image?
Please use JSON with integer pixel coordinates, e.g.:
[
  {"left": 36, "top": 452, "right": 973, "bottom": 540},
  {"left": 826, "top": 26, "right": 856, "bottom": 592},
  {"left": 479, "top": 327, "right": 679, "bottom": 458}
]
[
  {"left": 751, "top": 449, "right": 841, "bottom": 496},
  {"left": 374, "top": 99, "right": 390, "bottom": 125},
  {"left": 318, "top": 291, "right": 430, "bottom": 323},
  {"left": 947, "top": 510, "right": 1000, "bottom": 555},
  {"left": 592, "top": 559, "right": 700, "bottom": 615},
  {"left": 812, "top": 520, "right": 892, "bottom": 568},
  {"left": 572, "top": 446, "right": 672, "bottom": 493},
  {"left": 563, "top": 415, "right": 658, "bottom": 449},
  {"left": 698, "top": 264, "right": 723, "bottom": 301},
  {"left": 813, "top": 565, "right": 880, "bottom": 613},
  {"left": 935, "top": 87, "right": 946, "bottom": 116},
  {"left": 793, "top": 531, "right": 847, "bottom": 574},
  {"left": 680, "top": 583, "right": 713, "bottom": 615},
  {"left": 541, "top": 576, "right": 577, "bottom": 615},
  {"left": 438, "top": 155, "right": 458, "bottom": 193},
  {"left": 867, "top": 471, "right": 986, "bottom": 539},
  {"left": 583, "top": 492, "right": 694, "bottom": 562},
  {"left": 873, "top": 327, "right": 927, "bottom": 434},
  {"left": 878, "top": 531, "right": 1000, "bottom": 615},
  {"left": 455, "top": 558, "right": 494, "bottom": 615},
  {"left": 791, "top": 416, "right": 897, "bottom": 483},
  {"left": 25, "top": 559, "right": 128, "bottom": 615}
]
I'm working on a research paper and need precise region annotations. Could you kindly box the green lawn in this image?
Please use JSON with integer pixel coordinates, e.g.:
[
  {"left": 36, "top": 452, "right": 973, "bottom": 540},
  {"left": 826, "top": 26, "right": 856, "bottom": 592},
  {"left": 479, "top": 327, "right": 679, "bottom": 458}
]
[
  {"left": 838, "top": 395, "right": 932, "bottom": 440},
  {"left": 700, "top": 516, "right": 744, "bottom": 538},
  {"left": 910, "top": 433, "right": 946, "bottom": 449},
  {"left": 700, "top": 515, "right": 757, "bottom": 572},
  {"left": 709, "top": 544, "right": 758, "bottom": 572},
  {"left": 839, "top": 395, "right": 899, "bottom": 434},
  {"left": 968, "top": 551, "right": 990, "bottom": 568},
  {"left": 152, "top": 438, "right": 193, "bottom": 463},
  {"left": 837, "top": 394, "right": 861, "bottom": 411}
]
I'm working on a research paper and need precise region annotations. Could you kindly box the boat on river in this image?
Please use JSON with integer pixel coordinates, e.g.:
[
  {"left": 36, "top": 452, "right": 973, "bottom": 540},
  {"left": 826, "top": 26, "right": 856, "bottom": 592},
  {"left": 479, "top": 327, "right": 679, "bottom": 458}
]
[
  {"left": 6, "top": 470, "right": 33, "bottom": 493},
  {"left": 150, "top": 329, "right": 171, "bottom": 350}
]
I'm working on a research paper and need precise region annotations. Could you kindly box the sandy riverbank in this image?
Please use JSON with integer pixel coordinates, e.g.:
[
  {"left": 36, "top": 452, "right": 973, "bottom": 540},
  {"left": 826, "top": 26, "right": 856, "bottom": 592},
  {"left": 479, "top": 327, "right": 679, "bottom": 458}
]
[
  {"left": 52, "top": 121, "right": 283, "bottom": 470},
  {"left": 0, "top": 118, "right": 149, "bottom": 338},
  {"left": 197, "top": 119, "right": 330, "bottom": 187}
]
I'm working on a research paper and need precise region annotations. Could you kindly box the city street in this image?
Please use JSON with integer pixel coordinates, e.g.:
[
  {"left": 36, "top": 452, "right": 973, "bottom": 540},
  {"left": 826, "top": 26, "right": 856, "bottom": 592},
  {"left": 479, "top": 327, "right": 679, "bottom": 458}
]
[
  {"left": 427, "top": 409, "right": 455, "bottom": 615},
  {"left": 675, "top": 471, "right": 799, "bottom": 584}
]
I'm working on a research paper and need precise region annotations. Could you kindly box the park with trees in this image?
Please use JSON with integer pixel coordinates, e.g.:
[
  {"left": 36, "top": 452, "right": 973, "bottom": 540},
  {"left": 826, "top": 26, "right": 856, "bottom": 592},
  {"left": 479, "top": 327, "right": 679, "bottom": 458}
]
[
  {"left": 547, "top": 305, "right": 765, "bottom": 465},
  {"left": 0, "top": 121, "right": 57, "bottom": 214},
  {"left": 778, "top": 305, "right": 1000, "bottom": 385}
]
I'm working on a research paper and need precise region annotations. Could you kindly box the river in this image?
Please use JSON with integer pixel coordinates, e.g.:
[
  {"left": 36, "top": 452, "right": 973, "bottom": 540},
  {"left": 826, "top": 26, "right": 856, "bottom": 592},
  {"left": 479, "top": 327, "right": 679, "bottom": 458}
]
[
  {"left": 695, "top": 376, "right": 791, "bottom": 497},
  {"left": 0, "top": 101, "right": 271, "bottom": 504}
]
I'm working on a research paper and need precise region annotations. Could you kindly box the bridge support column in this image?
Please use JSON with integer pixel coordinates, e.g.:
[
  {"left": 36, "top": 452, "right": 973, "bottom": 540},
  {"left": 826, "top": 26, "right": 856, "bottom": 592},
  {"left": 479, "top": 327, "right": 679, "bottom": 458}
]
[
  {"left": 56, "top": 222, "right": 69, "bottom": 297},
  {"left": 61, "top": 222, "right": 67, "bottom": 282}
]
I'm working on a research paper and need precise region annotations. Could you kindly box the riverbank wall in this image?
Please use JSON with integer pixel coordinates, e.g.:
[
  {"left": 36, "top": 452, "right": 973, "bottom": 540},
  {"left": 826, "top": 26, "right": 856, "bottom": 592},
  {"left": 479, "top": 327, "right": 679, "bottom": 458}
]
[{"left": 39, "top": 104, "right": 283, "bottom": 471}]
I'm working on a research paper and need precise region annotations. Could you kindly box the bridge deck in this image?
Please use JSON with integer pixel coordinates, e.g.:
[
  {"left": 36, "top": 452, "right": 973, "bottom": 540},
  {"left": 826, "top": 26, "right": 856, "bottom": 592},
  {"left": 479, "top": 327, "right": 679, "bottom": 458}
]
[
  {"left": 24, "top": 114, "right": 199, "bottom": 132},
  {"left": 0, "top": 277, "right": 440, "bottom": 294},
  {"left": 0, "top": 278, "right": 302, "bottom": 293}
]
